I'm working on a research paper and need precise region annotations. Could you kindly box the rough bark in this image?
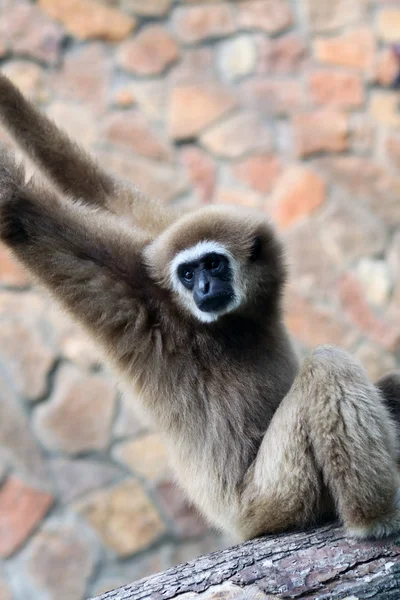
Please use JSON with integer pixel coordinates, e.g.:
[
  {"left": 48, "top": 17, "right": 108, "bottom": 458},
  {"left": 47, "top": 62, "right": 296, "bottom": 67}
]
[{"left": 92, "top": 524, "right": 400, "bottom": 600}]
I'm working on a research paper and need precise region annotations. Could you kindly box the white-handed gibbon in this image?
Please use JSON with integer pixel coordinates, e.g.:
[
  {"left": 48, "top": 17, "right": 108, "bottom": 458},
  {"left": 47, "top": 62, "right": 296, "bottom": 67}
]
[{"left": 0, "top": 73, "right": 400, "bottom": 541}]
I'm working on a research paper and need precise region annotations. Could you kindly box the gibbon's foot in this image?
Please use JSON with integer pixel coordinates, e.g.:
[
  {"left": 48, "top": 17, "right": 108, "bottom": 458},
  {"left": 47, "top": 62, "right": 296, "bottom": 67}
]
[{"left": 347, "top": 489, "right": 400, "bottom": 539}]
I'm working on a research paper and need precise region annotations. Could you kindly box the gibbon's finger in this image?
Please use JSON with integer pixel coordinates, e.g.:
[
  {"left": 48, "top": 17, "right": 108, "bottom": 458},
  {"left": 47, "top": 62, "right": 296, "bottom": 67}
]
[{"left": 0, "top": 73, "right": 116, "bottom": 206}]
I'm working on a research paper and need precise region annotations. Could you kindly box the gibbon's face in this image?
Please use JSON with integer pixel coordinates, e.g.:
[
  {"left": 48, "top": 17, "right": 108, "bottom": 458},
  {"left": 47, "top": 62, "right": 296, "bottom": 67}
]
[
  {"left": 170, "top": 241, "right": 239, "bottom": 323},
  {"left": 145, "top": 205, "right": 285, "bottom": 324},
  {"left": 169, "top": 237, "right": 263, "bottom": 324}
]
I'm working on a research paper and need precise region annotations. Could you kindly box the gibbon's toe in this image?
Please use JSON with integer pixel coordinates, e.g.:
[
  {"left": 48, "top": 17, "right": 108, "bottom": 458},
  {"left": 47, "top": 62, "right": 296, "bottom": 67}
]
[{"left": 346, "top": 489, "right": 400, "bottom": 539}]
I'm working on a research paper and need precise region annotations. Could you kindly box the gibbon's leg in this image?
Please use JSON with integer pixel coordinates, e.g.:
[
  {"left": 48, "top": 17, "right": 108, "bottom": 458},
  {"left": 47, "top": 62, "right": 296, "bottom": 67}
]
[
  {"left": 376, "top": 371, "right": 400, "bottom": 427},
  {"left": 241, "top": 346, "right": 400, "bottom": 540},
  {"left": 0, "top": 74, "right": 175, "bottom": 235},
  {"left": 0, "top": 148, "right": 156, "bottom": 369}
]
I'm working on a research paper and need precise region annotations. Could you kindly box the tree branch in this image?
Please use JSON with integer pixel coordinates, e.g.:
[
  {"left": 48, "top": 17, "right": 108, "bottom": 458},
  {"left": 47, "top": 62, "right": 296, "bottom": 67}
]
[{"left": 91, "top": 524, "right": 400, "bottom": 600}]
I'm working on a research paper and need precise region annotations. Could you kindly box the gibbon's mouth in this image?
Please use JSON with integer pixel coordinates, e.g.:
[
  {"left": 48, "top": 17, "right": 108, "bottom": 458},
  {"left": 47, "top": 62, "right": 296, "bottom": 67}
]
[{"left": 196, "top": 292, "right": 234, "bottom": 313}]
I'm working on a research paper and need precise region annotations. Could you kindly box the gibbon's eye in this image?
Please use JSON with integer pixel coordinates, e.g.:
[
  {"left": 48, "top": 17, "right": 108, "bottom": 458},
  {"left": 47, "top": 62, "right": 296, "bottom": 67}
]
[
  {"left": 178, "top": 264, "right": 196, "bottom": 289},
  {"left": 209, "top": 257, "right": 221, "bottom": 271},
  {"left": 250, "top": 236, "right": 262, "bottom": 262},
  {"left": 183, "top": 269, "right": 194, "bottom": 281}
]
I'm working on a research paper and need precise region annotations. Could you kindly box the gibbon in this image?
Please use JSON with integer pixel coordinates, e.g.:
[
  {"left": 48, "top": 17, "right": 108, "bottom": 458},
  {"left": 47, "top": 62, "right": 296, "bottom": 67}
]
[{"left": 0, "top": 73, "right": 400, "bottom": 541}]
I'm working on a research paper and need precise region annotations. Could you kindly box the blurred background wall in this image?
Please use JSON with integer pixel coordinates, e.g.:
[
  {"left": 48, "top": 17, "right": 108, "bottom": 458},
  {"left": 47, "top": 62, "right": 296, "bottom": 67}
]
[{"left": 0, "top": 0, "right": 400, "bottom": 598}]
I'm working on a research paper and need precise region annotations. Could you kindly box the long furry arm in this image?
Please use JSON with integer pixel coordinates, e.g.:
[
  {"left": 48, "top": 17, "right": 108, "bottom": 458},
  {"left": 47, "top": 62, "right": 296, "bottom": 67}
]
[
  {"left": 0, "top": 74, "right": 176, "bottom": 235},
  {"left": 0, "top": 73, "right": 116, "bottom": 203},
  {"left": 0, "top": 149, "right": 163, "bottom": 371}
]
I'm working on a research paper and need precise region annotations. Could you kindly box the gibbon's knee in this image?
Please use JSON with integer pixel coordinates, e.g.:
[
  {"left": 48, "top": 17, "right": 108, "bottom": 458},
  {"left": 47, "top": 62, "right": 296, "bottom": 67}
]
[
  {"left": 241, "top": 346, "right": 400, "bottom": 541},
  {"left": 300, "top": 345, "right": 400, "bottom": 536},
  {"left": 238, "top": 371, "right": 337, "bottom": 540},
  {"left": 302, "top": 343, "right": 398, "bottom": 465}
]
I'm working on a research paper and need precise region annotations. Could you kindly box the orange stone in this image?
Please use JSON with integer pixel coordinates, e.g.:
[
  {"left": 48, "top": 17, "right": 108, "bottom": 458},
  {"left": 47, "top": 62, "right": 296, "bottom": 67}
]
[
  {"left": 269, "top": 166, "right": 326, "bottom": 229},
  {"left": 95, "top": 150, "right": 188, "bottom": 203},
  {"left": 168, "top": 84, "right": 237, "bottom": 140},
  {"left": 33, "top": 364, "right": 116, "bottom": 455},
  {"left": 377, "top": 9, "right": 400, "bottom": 42},
  {"left": 243, "top": 78, "right": 305, "bottom": 115},
  {"left": 305, "top": 0, "right": 368, "bottom": 33},
  {"left": 285, "top": 290, "right": 351, "bottom": 348},
  {"left": 370, "top": 92, "right": 400, "bottom": 127},
  {"left": 313, "top": 27, "right": 375, "bottom": 72},
  {"left": 113, "top": 434, "right": 170, "bottom": 481},
  {"left": 171, "top": 47, "right": 215, "bottom": 85},
  {"left": 156, "top": 480, "right": 208, "bottom": 539},
  {"left": 339, "top": 272, "right": 400, "bottom": 350},
  {"left": 0, "top": 476, "right": 53, "bottom": 558},
  {"left": 180, "top": 146, "right": 216, "bottom": 202},
  {"left": 0, "top": 244, "right": 29, "bottom": 286},
  {"left": 77, "top": 481, "right": 165, "bottom": 557},
  {"left": 200, "top": 111, "right": 271, "bottom": 158},
  {"left": 117, "top": 26, "right": 179, "bottom": 76},
  {"left": 0, "top": 318, "right": 55, "bottom": 402},
  {"left": 256, "top": 34, "right": 308, "bottom": 74},
  {"left": 214, "top": 187, "right": 261, "bottom": 208},
  {"left": 293, "top": 109, "right": 348, "bottom": 157},
  {"left": 173, "top": 4, "right": 235, "bottom": 43},
  {"left": 113, "top": 88, "right": 136, "bottom": 108},
  {"left": 102, "top": 110, "right": 173, "bottom": 161},
  {"left": 308, "top": 70, "right": 364, "bottom": 108},
  {"left": 237, "top": 0, "right": 293, "bottom": 34},
  {"left": 39, "top": 0, "right": 135, "bottom": 41},
  {"left": 232, "top": 153, "right": 282, "bottom": 194},
  {"left": 49, "top": 44, "right": 111, "bottom": 113},
  {"left": 0, "top": 1, "right": 64, "bottom": 65}
]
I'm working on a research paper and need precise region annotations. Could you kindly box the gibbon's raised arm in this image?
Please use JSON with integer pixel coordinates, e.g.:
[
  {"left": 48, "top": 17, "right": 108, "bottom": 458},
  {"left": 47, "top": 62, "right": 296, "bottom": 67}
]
[
  {"left": 0, "top": 73, "right": 115, "bottom": 205},
  {"left": 0, "top": 149, "right": 160, "bottom": 371},
  {"left": 0, "top": 74, "right": 175, "bottom": 236}
]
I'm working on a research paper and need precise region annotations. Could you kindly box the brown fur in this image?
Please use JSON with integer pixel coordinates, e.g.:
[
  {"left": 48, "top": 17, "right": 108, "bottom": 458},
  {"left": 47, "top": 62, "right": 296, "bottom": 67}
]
[
  {"left": 377, "top": 372, "right": 400, "bottom": 428},
  {"left": 0, "top": 73, "right": 400, "bottom": 540}
]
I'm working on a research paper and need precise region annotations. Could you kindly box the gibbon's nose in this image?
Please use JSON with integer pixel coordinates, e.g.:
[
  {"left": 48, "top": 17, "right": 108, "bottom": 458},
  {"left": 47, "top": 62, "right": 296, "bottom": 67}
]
[
  {"left": 198, "top": 271, "right": 210, "bottom": 295},
  {"left": 193, "top": 271, "right": 233, "bottom": 313}
]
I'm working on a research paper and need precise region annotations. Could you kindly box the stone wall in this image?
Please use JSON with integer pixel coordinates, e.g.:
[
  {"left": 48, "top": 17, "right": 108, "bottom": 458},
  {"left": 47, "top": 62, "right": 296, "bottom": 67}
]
[{"left": 0, "top": 0, "right": 400, "bottom": 598}]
